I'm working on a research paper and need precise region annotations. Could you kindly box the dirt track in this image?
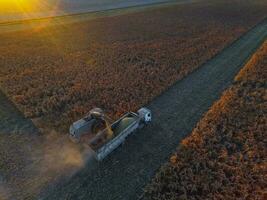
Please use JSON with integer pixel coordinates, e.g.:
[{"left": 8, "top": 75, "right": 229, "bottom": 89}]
[{"left": 41, "top": 17, "right": 267, "bottom": 200}]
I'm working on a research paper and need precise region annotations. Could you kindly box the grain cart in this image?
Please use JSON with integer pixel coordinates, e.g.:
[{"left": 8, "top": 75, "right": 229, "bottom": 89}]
[{"left": 69, "top": 107, "right": 152, "bottom": 161}]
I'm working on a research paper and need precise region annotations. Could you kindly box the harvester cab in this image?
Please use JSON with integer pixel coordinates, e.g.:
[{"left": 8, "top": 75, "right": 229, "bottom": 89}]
[
  {"left": 137, "top": 107, "right": 152, "bottom": 124},
  {"left": 89, "top": 108, "right": 105, "bottom": 119}
]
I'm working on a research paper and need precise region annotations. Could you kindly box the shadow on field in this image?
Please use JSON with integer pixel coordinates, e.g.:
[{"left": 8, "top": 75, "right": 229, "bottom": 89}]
[{"left": 0, "top": 89, "right": 38, "bottom": 135}]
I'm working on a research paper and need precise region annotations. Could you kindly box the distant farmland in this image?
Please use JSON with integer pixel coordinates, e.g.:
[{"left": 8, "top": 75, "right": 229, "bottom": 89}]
[
  {"left": 0, "top": 0, "right": 173, "bottom": 22},
  {"left": 0, "top": 0, "right": 266, "bottom": 133}
]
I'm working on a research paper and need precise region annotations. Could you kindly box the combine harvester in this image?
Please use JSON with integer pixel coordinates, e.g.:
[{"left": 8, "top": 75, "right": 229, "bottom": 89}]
[{"left": 69, "top": 107, "right": 152, "bottom": 161}]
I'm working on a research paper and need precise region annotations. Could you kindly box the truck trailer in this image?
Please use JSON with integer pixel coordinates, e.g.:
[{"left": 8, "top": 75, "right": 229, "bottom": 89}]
[{"left": 69, "top": 107, "right": 152, "bottom": 161}]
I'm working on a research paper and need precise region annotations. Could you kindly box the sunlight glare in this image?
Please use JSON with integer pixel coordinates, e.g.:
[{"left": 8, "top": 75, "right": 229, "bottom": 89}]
[{"left": 0, "top": 0, "right": 51, "bottom": 13}]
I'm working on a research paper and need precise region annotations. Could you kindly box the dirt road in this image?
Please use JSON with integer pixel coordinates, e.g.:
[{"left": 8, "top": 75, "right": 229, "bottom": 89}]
[{"left": 41, "top": 17, "right": 267, "bottom": 200}]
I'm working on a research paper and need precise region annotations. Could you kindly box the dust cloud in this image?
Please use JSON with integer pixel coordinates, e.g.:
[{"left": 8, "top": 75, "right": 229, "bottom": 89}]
[
  {"left": 34, "top": 130, "right": 93, "bottom": 194},
  {"left": 41, "top": 131, "right": 88, "bottom": 171},
  {"left": 0, "top": 130, "right": 93, "bottom": 200}
]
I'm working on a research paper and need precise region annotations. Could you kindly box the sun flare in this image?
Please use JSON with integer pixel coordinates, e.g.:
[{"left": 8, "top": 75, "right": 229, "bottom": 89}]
[{"left": 0, "top": 0, "right": 49, "bottom": 13}]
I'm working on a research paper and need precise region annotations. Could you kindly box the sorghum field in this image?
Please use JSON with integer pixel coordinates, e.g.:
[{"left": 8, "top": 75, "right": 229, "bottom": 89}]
[
  {"left": 143, "top": 41, "right": 267, "bottom": 200},
  {"left": 0, "top": 0, "right": 266, "bottom": 132}
]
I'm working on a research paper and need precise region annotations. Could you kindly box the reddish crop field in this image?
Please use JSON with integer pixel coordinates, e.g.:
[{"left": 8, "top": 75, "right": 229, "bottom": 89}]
[
  {"left": 143, "top": 41, "right": 267, "bottom": 200},
  {"left": 0, "top": 0, "right": 266, "bottom": 132}
]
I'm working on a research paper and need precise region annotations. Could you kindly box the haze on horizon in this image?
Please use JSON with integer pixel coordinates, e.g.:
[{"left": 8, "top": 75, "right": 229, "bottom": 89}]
[{"left": 0, "top": 0, "right": 173, "bottom": 22}]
